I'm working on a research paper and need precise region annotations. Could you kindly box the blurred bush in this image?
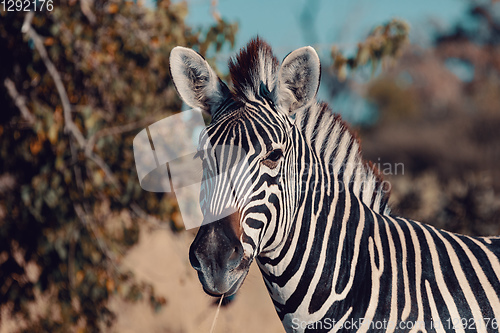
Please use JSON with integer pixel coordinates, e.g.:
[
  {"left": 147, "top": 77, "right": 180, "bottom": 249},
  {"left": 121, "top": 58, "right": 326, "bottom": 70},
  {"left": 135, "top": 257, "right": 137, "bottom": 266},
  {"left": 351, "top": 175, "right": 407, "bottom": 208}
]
[
  {"left": 330, "top": 19, "right": 410, "bottom": 81},
  {"left": 359, "top": 0, "right": 500, "bottom": 235},
  {"left": 0, "top": 1, "right": 236, "bottom": 331}
]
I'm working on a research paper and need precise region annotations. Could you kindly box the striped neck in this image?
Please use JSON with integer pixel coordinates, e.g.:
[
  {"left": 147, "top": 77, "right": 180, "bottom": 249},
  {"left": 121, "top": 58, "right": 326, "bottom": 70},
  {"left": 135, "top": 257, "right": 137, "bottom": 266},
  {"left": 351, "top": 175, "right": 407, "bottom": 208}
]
[
  {"left": 257, "top": 122, "right": 373, "bottom": 323},
  {"left": 257, "top": 103, "right": 390, "bottom": 323},
  {"left": 295, "top": 102, "right": 390, "bottom": 215}
]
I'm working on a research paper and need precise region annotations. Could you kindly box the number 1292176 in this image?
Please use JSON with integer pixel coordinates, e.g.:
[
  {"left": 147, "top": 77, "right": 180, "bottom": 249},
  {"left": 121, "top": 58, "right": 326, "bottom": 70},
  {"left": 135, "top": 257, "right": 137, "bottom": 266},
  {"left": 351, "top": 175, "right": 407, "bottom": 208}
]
[{"left": 1, "top": 0, "right": 53, "bottom": 11}]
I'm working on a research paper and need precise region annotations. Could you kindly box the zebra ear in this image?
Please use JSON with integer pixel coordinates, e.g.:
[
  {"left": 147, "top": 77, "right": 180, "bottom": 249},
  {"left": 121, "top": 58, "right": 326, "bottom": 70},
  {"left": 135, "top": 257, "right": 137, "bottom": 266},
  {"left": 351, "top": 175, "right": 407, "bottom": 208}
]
[
  {"left": 170, "top": 47, "right": 230, "bottom": 115},
  {"left": 276, "top": 46, "right": 320, "bottom": 115}
]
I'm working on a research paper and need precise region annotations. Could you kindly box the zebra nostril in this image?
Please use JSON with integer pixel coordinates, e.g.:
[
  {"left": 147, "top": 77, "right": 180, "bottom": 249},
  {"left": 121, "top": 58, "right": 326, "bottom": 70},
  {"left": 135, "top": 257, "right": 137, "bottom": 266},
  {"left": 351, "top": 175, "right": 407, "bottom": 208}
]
[
  {"left": 189, "top": 248, "right": 202, "bottom": 271},
  {"left": 228, "top": 246, "right": 241, "bottom": 266}
]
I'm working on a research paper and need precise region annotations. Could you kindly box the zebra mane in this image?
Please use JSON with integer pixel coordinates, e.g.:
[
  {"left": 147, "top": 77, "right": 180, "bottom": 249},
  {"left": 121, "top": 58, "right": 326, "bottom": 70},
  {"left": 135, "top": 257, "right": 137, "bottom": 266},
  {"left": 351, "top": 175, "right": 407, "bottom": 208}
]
[
  {"left": 295, "top": 102, "right": 391, "bottom": 214},
  {"left": 229, "top": 37, "right": 279, "bottom": 101},
  {"left": 227, "top": 38, "right": 390, "bottom": 214}
]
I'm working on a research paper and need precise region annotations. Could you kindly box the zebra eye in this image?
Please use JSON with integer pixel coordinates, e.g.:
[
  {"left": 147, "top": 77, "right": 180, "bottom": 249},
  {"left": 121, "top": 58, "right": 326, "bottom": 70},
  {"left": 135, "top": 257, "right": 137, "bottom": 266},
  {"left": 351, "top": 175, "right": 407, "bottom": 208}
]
[
  {"left": 267, "top": 149, "right": 282, "bottom": 162},
  {"left": 262, "top": 149, "right": 283, "bottom": 168}
]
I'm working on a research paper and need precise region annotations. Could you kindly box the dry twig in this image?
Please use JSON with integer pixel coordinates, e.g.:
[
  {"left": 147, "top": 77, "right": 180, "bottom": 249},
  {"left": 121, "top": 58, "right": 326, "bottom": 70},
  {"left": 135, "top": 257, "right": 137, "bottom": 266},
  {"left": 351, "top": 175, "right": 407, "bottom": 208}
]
[
  {"left": 3, "top": 78, "right": 35, "bottom": 124},
  {"left": 22, "top": 12, "right": 122, "bottom": 190},
  {"left": 19, "top": 12, "right": 170, "bottom": 252},
  {"left": 21, "top": 12, "right": 124, "bottom": 267},
  {"left": 80, "top": 0, "right": 96, "bottom": 25}
]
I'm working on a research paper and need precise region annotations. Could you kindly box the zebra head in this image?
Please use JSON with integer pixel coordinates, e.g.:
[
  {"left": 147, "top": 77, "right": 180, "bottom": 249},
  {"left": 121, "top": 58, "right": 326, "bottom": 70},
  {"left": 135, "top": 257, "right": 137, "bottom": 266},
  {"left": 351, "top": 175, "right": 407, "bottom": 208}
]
[{"left": 169, "top": 38, "right": 320, "bottom": 296}]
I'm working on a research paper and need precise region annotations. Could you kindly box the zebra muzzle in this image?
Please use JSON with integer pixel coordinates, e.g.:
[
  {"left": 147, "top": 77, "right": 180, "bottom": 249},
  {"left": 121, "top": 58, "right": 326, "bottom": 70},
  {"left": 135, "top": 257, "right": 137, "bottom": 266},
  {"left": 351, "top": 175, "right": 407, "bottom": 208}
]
[{"left": 189, "top": 212, "right": 250, "bottom": 296}]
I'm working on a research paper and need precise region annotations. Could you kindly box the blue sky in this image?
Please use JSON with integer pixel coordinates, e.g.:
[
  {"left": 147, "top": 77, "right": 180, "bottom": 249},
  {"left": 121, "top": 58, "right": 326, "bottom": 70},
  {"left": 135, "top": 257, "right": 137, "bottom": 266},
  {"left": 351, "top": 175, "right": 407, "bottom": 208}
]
[
  {"left": 180, "top": 0, "right": 469, "bottom": 61},
  {"left": 167, "top": 0, "right": 470, "bottom": 124}
]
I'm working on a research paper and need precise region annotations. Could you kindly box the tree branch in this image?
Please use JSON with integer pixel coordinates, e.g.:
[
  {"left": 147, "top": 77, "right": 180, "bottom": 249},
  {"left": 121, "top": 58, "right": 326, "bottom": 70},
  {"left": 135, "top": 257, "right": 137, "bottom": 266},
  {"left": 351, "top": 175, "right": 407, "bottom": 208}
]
[
  {"left": 22, "top": 12, "right": 86, "bottom": 147},
  {"left": 21, "top": 12, "right": 167, "bottom": 246},
  {"left": 4, "top": 78, "right": 35, "bottom": 124},
  {"left": 22, "top": 12, "right": 122, "bottom": 191},
  {"left": 80, "top": 0, "right": 96, "bottom": 25}
]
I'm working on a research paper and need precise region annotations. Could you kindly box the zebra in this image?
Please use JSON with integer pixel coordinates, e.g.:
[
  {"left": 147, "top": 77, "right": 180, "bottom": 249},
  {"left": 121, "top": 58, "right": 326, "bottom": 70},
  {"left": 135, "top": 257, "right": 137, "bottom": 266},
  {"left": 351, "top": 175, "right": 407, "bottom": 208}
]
[{"left": 169, "top": 37, "right": 500, "bottom": 332}]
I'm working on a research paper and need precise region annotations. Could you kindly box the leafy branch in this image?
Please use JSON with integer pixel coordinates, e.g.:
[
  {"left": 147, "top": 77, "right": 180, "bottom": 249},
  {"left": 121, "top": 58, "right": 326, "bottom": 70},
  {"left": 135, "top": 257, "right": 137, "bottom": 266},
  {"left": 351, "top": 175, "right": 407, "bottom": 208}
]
[{"left": 331, "top": 19, "right": 410, "bottom": 80}]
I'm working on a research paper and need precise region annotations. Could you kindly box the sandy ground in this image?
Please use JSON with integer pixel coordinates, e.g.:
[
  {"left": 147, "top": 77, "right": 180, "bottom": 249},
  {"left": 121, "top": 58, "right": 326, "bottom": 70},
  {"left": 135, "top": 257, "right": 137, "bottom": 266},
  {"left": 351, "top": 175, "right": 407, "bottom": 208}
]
[
  {"left": 0, "top": 227, "right": 284, "bottom": 333},
  {"left": 110, "top": 227, "right": 284, "bottom": 333}
]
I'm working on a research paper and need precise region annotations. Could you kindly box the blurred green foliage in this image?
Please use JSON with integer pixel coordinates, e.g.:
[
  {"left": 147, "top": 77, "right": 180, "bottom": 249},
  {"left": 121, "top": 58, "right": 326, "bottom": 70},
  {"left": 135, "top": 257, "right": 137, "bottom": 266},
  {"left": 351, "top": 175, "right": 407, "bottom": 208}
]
[
  {"left": 331, "top": 19, "right": 410, "bottom": 81},
  {"left": 360, "top": 0, "right": 500, "bottom": 236},
  {"left": 367, "top": 2, "right": 500, "bottom": 126},
  {"left": 0, "top": 1, "right": 236, "bottom": 331}
]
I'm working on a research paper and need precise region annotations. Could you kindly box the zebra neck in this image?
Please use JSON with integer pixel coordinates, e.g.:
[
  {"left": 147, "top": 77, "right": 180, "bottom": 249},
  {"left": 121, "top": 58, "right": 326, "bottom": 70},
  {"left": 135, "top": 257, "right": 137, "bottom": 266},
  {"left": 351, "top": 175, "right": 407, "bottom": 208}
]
[
  {"left": 294, "top": 102, "right": 390, "bottom": 215},
  {"left": 256, "top": 184, "right": 373, "bottom": 323},
  {"left": 257, "top": 103, "right": 395, "bottom": 322},
  {"left": 257, "top": 133, "right": 374, "bottom": 322}
]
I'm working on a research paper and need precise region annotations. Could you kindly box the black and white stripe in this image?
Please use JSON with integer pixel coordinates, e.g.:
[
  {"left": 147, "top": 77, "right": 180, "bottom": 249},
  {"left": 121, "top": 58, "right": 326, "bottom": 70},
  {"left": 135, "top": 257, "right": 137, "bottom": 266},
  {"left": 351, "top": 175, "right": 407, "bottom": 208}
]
[{"left": 169, "top": 38, "right": 500, "bottom": 332}]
